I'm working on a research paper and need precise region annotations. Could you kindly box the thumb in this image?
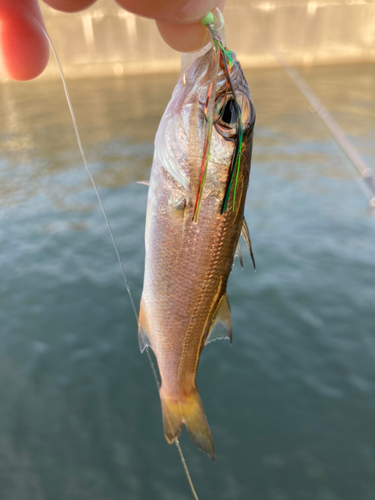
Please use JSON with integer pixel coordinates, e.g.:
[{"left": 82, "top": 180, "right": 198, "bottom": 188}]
[{"left": 0, "top": 0, "right": 49, "bottom": 81}]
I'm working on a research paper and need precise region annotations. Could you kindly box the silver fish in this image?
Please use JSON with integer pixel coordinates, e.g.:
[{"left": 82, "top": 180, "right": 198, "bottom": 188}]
[{"left": 139, "top": 45, "right": 255, "bottom": 460}]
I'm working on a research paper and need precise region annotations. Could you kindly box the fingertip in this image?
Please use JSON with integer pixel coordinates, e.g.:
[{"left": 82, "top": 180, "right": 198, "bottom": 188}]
[
  {"left": 115, "top": 0, "right": 225, "bottom": 24},
  {"left": 172, "top": 0, "right": 220, "bottom": 23},
  {"left": 0, "top": 2, "right": 50, "bottom": 81},
  {"left": 155, "top": 0, "right": 226, "bottom": 53},
  {"left": 0, "top": 29, "right": 49, "bottom": 81},
  {"left": 42, "top": 0, "right": 97, "bottom": 14},
  {"left": 156, "top": 20, "right": 209, "bottom": 53}
]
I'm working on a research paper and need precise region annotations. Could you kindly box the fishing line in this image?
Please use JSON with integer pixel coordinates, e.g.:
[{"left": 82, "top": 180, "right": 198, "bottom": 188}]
[
  {"left": 23, "top": 9, "right": 200, "bottom": 500},
  {"left": 270, "top": 48, "right": 375, "bottom": 206},
  {"left": 193, "top": 39, "right": 219, "bottom": 222},
  {"left": 195, "top": 11, "right": 245, "bottom": 218},
  {"left": 144, "top": 346, "right": 200, "bottom": 500}
]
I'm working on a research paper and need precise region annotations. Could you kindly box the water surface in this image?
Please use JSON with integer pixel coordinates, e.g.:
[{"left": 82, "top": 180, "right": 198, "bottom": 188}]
[{"left": 0, "top": 64, "right": 374, "bottom": 500}]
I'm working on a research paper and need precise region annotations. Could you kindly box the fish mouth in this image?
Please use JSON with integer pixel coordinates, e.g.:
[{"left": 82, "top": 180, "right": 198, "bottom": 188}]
[{"left": 195, "top": 47, "right": 246, "bottom": 88}]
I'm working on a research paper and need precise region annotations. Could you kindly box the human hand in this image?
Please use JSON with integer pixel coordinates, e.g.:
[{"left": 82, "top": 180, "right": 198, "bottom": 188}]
[{"left": 0, "top": 0, "right": 225, "bottom": 81}]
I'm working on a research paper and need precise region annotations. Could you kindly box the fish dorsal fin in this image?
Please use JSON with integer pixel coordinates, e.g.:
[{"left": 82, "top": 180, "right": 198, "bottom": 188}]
[
  {"left": 234, "top": 238, "right": 243, "bottom": 268},
  {"left": 205, "top": 293, "right": 232, "bottom": 346},
  {"left": 241, "top": 218, "right": 256, "bottom": 270},
  {"left": 138, "top": 297, "right": 152, "bottom": 353}
]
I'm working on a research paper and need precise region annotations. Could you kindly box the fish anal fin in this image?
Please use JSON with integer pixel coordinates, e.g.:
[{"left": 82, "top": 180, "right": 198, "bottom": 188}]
[
  {"left": 181, "top": 387, "right": 215, "bottom": 461},
  {"left": 241, "top": 218, "right": 256, "bottom": 270},
  {"left": 138, "top": 297, "right": 152, "bottom": 353},
  {"left": 205, "top": 293, "right": 233, "bottom": 346}
]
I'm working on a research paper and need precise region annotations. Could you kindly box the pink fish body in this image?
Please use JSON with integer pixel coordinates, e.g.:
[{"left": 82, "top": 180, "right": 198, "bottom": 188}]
[{"left": 139, "top": 47, "right": 255, "bottom": 459}]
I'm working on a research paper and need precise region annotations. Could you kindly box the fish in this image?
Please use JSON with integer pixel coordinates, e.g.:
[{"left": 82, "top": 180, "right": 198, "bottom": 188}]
[{"left": 138, "top": 44, "right": 255, "bottom": 460}]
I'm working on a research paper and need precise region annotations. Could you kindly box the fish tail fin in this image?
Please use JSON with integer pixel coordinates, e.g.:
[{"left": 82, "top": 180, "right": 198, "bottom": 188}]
[
  {"left": 160, "top": 388, "right": 183, "bottom": 445},
  {"left": 160, "top": 386, "right": 216, "bottom": 460},
  {"left": 181, "top": 387, "right": 216, "bottom": 461}
]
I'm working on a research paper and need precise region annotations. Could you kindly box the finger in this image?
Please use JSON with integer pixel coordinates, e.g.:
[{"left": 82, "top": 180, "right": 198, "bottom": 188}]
[
  {"left": 115, "top": 0, "right": 220, "bottom": 23},
  {"left": 156, "top": 21, "right": 209, "bottom": 53},
  {"left": 42, "top": 0, "right": 97, "bottom": 13},
  {"left": 156, "top": 0, "right": 226, "bottom": 53},
  {"left": 117, "top": 0, "right": 226, "bottom": 52},
  {"left": 0, "top": 0, "right": 49, "bottom": 81}
]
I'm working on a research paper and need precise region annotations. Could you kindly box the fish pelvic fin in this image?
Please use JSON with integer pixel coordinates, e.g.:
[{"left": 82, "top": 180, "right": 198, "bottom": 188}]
[
  {"left": 160, "top": 386, "right": 215, "bottom": 461},
  {"left": 235, "top": 238, "right": 243, "bottom": 268},
  {"left": 241, "top": 218, "right": 256, "bottom": 270}
]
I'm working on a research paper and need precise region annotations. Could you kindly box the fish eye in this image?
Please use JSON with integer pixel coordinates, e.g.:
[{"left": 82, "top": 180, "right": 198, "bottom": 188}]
[
  {"left": 221, "top": 99, "right": 237, "bottom": 126},
  {"left": 215, "top": 92, "right": 254, "bottom": 139}
]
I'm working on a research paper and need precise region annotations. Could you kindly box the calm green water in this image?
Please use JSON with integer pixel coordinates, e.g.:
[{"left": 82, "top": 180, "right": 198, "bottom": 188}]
[{"left": 0, "top": 64, "right": 374, "bottom": 500}]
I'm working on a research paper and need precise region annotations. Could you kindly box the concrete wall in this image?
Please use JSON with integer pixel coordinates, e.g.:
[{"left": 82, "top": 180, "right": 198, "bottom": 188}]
[{"left": 40, "top": 0, "right": 375, "bottom": 78}]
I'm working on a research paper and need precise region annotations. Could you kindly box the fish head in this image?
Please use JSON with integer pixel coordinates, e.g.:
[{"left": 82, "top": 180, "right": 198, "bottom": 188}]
[{"left": 154, "top": 45, "right": 255, "bottom": 215}]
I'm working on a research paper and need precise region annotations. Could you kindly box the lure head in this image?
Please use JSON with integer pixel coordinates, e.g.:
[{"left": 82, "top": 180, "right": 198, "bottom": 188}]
[{"left": 155, "top": 45, "right": 255, "bottom": 217}]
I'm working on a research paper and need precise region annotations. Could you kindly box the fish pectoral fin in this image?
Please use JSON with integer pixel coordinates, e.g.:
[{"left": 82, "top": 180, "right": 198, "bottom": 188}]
[
  {"left": 234, "top": 238, "right": 243, "bottom": 268},
  {"left": 205, "top": 293, "right": 233, "bottom": 346},
  {"left": 241, "top": 218, "right": 256, "bottom": 270},
  {"left": 137, "top": 180, "right": 149, "bottom": 187},
  {"left": 170, "top": 196, "right": 186, "bottom": 211},
  {"left": 138, "top": 297, "right": 152, "bottom": 353}
]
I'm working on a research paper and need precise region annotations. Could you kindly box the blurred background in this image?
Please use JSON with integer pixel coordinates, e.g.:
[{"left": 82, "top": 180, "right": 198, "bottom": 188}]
[
  {"left": 0, "top": 0, "right": 374, "bottom": 499},
  {"left": 33, "top": 0, "right": 375, "bottom": 78}
]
